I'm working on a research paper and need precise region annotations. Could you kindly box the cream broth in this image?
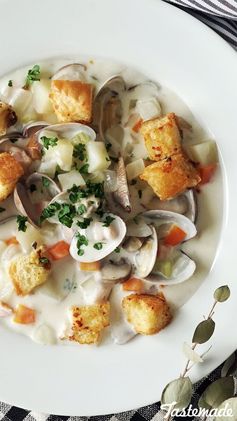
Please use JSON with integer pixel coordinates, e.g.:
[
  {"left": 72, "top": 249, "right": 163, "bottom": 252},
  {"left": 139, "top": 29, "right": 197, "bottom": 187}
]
[{"left": 0, "top": 58, "right": 222, "bottom": 345}]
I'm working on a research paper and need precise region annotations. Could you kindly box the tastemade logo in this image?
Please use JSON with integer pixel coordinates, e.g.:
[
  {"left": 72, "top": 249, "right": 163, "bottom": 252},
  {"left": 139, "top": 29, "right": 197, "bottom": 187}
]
[{"left": 161, "top": 402, "right": 234, "bottom": 418}]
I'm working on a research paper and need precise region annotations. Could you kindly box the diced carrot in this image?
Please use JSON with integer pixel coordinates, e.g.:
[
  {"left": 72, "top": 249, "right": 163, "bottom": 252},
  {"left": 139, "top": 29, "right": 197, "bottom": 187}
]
[
  {"left": 14, "top": 304, "right": 36, "bottom": 324},
  {"left": 163, "top": 225, "right": 187, "bottom": 246},
  {"left": 80, "top": 261, "right": 101, "bottom": 271},
  {"left": 198, "top": 164, "right": 217, "bottom": 185},
  {"left": 5, "top": 237, "right": 19, "bottom": 246},
  {"left": 47, "top": 241, "right": 70, "bottom": 260},
  {"left": 132, "top": 118, "right": 143, "bottom": 133},
  {"left": 122, "top": 277, "right": 143, "bottom": 292}
]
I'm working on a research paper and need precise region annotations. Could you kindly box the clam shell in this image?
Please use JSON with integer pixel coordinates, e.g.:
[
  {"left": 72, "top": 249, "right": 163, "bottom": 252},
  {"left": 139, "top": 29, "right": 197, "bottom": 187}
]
[
  {"left": 149, "top": 251, "right": 196, "bottom": 285},
  {"left": 134, "top": 225, "right": 158, "bottom": 278},
  {"left": 23, "top": 121, "right": 49, "bottom": 138},
  {"left": 52, "top": 63, "right": 87, "bottom": 81},
  {"left": 35, "top": 122, "right": 96, "bottom": 143}
]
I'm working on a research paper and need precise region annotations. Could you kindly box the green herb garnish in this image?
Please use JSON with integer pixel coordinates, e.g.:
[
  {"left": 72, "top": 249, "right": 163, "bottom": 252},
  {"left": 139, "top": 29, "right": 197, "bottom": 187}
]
[
  {"left": 8, "top": 80, "right": 13, "bottom": 87},
  {"left": 42, "top": 177, "right": 50, "bottom": 188},
  {"left": 76, "top": 233, "right": 89, "bottom": 256},
  {"left": 58, "top": 203, "right": 76, "bottom": 228},
  {"left": 93, "top": 242, "right": 103, "bottom": 250},
  {"left": 102, "top": 215, "right": 115, "bottom": 227},
  {"left": 68, "top": 182, "right": 104, "bottom": 203},
  {"left": 41, "top": 136, "right": 58, "bottom": 150},
  {"left": 73, "top": 143, "right": 86, "bottom": 161},
  {"left": 16, "top": 215, "right": 28, "bottom": 232},
  {"left": 79, "top": 163, "right": 89, "bottom": 174},
  {"left": 40, "top": 202, "right": 61, "bottom": 222},
  {"left": 114, "top": 247, "right": 121, "bottom": 253},
  {"left": 39, "top": 257, "right": 50, "bottom": 265},
  {"left": 77, "top": 204, "right": 87, "bottom": 215},
  {"left": 77, "top": 218, "right": 92, "bottom": 229},
  {"left": 25, "top": 64, "right": 41, "bottom": 88}
]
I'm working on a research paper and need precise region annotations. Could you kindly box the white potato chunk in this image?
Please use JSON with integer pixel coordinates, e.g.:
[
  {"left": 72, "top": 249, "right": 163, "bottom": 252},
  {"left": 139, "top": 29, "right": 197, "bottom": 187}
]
[
  {"left": 58, "top": 170, "right": 86, "bottom": 190},
  {"left": 86, "top": 141, "right": 111, "bottom": 173},
  {"left": 126, "top": 158, "right": 145, "bottom": 180},
  {"left": 16, "top": 223, "right": 43, "bottom": 253},
  {"left": 40, "top": 138, "right": 73, "bottom": 175},
  {"left": 32, "top": 79, "right": 53, "bottom": 114},
  {"left": 136, "top": 98, "right": 161, "bottom": 121},
  {"left": 185, "top": 141, "right": 218, "bottom": 165}
]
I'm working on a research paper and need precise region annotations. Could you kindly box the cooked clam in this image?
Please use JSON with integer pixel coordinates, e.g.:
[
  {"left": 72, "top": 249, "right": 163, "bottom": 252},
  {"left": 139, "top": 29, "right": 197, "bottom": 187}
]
[
  {"left": 150, "top": 251, "right": 196, "bottom": 285},
  {"left": 134, "top": 225, "right": 158, "bottom": 278},
  {"left": 70, "top": 213, "right": 126, "bottom": 263},
  {"left": 101, "top": 260, "right": 131, "bottom": 281},
  {"left": 113, "top": 157, "right": 131, "bottom": 212}
]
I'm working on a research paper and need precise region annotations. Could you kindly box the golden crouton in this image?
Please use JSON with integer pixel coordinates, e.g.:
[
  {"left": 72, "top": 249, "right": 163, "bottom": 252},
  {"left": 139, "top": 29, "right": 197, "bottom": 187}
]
[
  {"left": 49, "top": 80, "right": 93, "bottom": 123},
  {"left": 140, "top": 113, "right": 182, "bottom": 161},
  {"left": 9, "top": 247, "right": 50, "bottom": 296},
  {"left": 0, "top": 101, "right": 17, "bottom": 135},
  {"left": 140, "top": 153, "right": 200, "bottom": 200},
  {"left": 0, "top": 153, "right": 24, "bottom": 202},
  {"left": 69, "top": 302, "right": 110, "bottom": 344},
  {"left": 122, "top": 293, "right": 172, "bottom": 335}
]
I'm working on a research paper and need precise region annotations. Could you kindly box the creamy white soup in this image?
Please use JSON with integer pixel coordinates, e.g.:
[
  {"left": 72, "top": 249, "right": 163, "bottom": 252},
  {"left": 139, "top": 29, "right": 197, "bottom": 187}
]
[{"left": 0, "top": 58, "right": 222, "bottom": 346}]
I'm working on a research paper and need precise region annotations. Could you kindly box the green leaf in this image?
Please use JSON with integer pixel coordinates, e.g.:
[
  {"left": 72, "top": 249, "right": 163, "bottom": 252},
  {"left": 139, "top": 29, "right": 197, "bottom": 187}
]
[
  {"left": 221, "top": 352, "right": 237, "bottom": 377},
  {"left": 198, "top": 376, "right": 235, "bottom": 410},
  {"left": 161, "top": 377, "right": 193, "bottom": 411},
  {"left": 215, "top": 397, "right": 237, "bottom": 421},
  {"left": 192, "top": 318, "right": 215, "bottom": 344},
  {"left": 214, "top": 285, "right": 230, "bottom": 302},
  {"left": 16, "top": 215, "right": 28, "bottom": 232},
  {"left": 25, "top": 64, "right": 41, "bottom": 88}
]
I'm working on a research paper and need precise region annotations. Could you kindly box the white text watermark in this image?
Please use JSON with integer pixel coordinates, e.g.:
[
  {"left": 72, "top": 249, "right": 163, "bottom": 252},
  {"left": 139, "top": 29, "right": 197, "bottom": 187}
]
[{"left": 161, "top": 402, "right": 234, "bottom": 418}]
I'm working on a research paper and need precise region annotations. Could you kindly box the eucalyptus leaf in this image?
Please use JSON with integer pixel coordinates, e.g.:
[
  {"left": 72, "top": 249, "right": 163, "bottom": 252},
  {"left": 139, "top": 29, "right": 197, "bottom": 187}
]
[
  {"left": 192, "top": 319, "right": 215, "bottom": 344},
  {"left": 161, "top": 377, "right": 193, "bottom": 410},
  {"left": 221, "top": 352, "right": 237, "bottom": 377},
  {"left": 215, "top": 397, "right": 237, "bottom": 421},
  {"left": 182, "top": 342, "right": 203, "bottom": 363},
  {"left": 198, "top": 376, "right": 235, "bottom": 410},
  {"left": 214, "top": 285, "right": 230, "bottom": 302}
]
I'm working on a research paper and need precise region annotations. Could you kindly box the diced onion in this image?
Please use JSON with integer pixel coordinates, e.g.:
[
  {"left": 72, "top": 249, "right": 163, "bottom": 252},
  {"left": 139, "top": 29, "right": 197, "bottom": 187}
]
[
  {"left": 185, "top": 141, "right": 218, "bottom": 165},
  {"left": 104, "top": 170, "right": 118, "bottom": 192},
  {"left": 32, "top": 79, "right": 52, "bottom": 114},
  {"left": 126, "top": 159, "right": 145, "bottom": 180},
  {"left": 86, "top": 141, "right": 111, "bottom": 173},
  {"left": 136, "top": 98, "right": 161, "bottom": 121},
  {"left": 58, "top": 170, "right": 85, "bottom": 191}
]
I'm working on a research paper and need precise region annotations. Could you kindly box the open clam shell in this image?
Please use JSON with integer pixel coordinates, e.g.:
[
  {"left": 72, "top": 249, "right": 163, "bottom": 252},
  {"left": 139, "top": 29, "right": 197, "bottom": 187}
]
[
  {"left": 35, "top": 122, "right": 96, "bottom": 143},
  {"left": 149, "top": 251, "right": 196, "bottom": 285},
  {"left": 14, "top": 174, "right": 61, "bottom": 227},
  {"left": 142, "top": 210, "right": 197, "bottom": 241},
  {"left": 133, "top": 225, "right": 158, "bottom": 278},
  {"left": 23, "top": 121, "right": 49, "bottom": 138},
  {"left": 52, "top": 63, "right": 87, "bottom": 81},
  {"left": 70, "top": 213, "right": 127, "bottom": 263}
]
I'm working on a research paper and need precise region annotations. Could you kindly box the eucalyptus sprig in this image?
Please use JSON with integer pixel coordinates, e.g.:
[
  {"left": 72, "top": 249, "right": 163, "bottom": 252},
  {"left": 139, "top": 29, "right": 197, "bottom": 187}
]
[{"left": 161, "top": 285, "right": 232, "bottom": 419}]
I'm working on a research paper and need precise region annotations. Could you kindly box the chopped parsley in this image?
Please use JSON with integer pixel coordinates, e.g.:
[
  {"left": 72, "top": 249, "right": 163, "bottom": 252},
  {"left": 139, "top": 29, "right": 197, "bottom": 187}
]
[
  {"left": 73, "top": 143, "right": 86, "bottom": 161},
  {"left": 41, "top": 136, "right": 58, "bottom": 150},
  {"left": 93, "top": 242, "right": 103, "bottom": 250},
  {"left": 138, "top": 189, "right": 142, "bottom": 199},
  {"left": 77, "top": 217, "right": 92, "bottom": 229},
  {"left": 40, "top": 202, "right": 61, "bottom": 222},
  {"left": 8, "top": 80, "right": 13, "bottom": 87},
  {"left": 42, "top": 177, "right": 50, "bottom": 188},
  {"left": 58, "top": 203, "right": 76, "bottom": 228},
  {"left": 16, "top": 215, "right": 28, "bottom": 232},
  {"left": 76, "top": 233, "right": 88, "bottom": 256},
  {"left": 77, "top": 204, "right": 87, "bottom": 215},
  {"left": 114, "top": 247, "right": 121, "bottom": 253},
  {"left": 68, "top": 182, "right": 104, "bottom": 203},
  {"left": 29, "top": 184, "right": 37, "bottom": 193},
  {"left": 102, "top": 215, "right": 115, "bottom": 227},
  {"left": 24, "top": 64, "right": 41, "bottom": 88},
  {"left": 0, "top": 207, "right": 5, "bottom": 213},
  {"left": 39, "top": 257, "right": 50, "bottom": 265},
  {"left": 79, "top": 163, "right": 89, "bottom": 174}
]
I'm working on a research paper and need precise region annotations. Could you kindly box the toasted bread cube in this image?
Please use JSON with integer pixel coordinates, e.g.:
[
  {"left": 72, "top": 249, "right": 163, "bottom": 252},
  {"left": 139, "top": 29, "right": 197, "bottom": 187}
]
[
  {"left": 9, "top": 247, "right": 50, "bottom": 296},
  {"left": 140, "top": 113, "right": 182, "bottom": 161},
  {"left": 122, "top": 293, "right": 172, "bottom": 335},
  {"left": 69, "top": 302, "right": 110, "bottom": 344},
  {"left": 0, "top": 152, "right": 24, "bottom": 202},
  {"left": 0, "top": 101, "right": 17, "bottom": 135},
  {"left": 49, "top": 80, "right": 93, "bottom": 123},
  {"left": 140, "top": 153, "right": 200, "bottom": 200}
]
